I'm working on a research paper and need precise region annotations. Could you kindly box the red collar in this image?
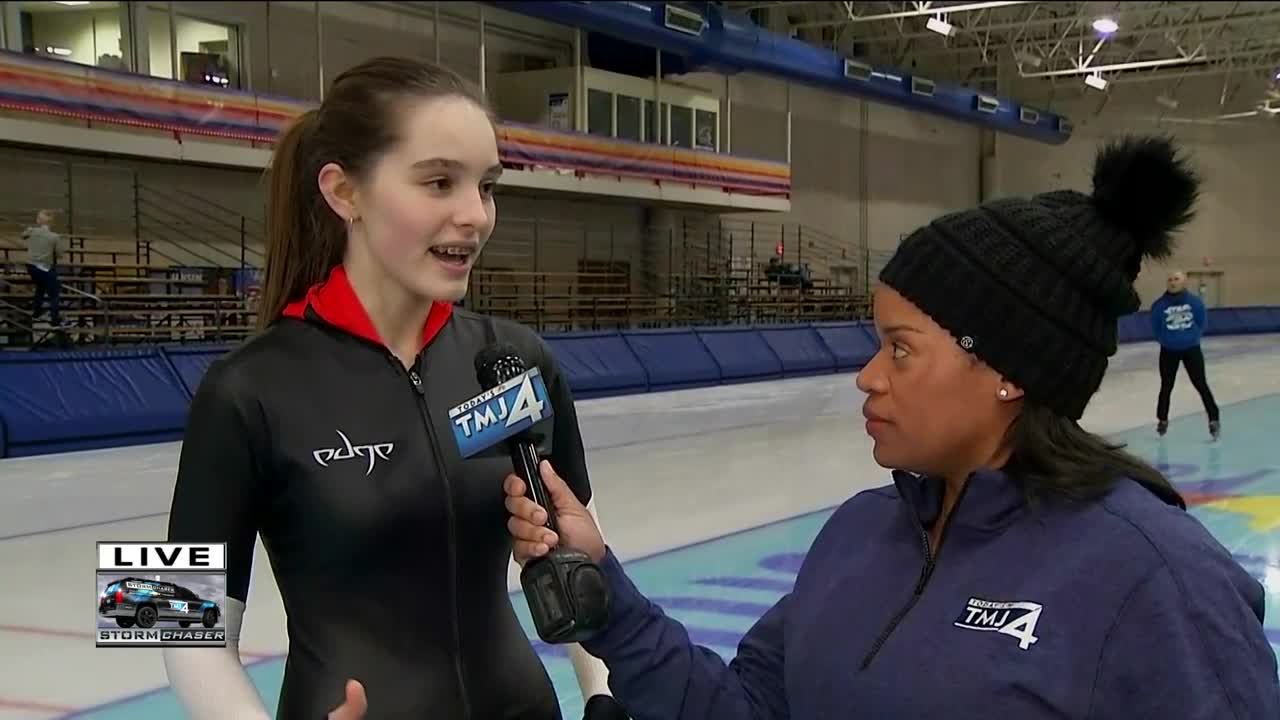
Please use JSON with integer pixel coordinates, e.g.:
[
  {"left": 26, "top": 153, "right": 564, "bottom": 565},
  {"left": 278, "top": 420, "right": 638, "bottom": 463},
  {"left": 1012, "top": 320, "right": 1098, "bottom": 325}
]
[{"left": 281, "top": 264, "right": 453, "bottom": 352}]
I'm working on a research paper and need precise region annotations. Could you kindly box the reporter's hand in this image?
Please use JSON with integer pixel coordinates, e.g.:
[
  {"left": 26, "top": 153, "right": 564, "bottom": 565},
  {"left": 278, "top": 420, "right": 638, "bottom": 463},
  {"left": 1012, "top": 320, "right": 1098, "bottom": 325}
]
[
  {"left": 327, "top": 679, "right": 367, "bottom": 719},
  {"left": 505, "top": 460, "right": 605, "bottom": 565}
]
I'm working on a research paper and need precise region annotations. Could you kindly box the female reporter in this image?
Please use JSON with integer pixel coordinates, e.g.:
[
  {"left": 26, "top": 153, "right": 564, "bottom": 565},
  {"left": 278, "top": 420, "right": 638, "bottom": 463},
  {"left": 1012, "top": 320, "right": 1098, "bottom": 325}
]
[
  {"left": 504, "top": 136, "right": 1280, "bottom": 719},
  {"left": 162, "top": 57, "right": 619, "bottom": 719}
]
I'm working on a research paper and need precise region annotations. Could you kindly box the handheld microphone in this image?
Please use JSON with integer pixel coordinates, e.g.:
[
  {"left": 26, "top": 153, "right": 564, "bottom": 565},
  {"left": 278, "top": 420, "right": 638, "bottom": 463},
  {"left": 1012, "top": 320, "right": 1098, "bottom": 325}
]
[{"left": 456, "top": 343, "right": 609, "bottom": 645}]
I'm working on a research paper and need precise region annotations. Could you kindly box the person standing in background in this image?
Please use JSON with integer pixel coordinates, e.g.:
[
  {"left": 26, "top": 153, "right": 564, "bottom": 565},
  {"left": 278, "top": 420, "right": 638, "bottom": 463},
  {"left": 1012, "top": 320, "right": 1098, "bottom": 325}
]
[
  {"left": 22, "top": 209, "right": 64, "bottom": 328},
  {"left": 1151, "top": 269, "right": 1220, "bottom": 440}
]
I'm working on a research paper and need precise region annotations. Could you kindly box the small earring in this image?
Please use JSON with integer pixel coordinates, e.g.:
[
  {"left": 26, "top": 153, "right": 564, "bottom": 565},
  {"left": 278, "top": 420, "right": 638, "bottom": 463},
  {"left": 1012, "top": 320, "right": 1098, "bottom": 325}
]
[{"left": 999, "top": 388, "right": 1009, "bottom": 398}]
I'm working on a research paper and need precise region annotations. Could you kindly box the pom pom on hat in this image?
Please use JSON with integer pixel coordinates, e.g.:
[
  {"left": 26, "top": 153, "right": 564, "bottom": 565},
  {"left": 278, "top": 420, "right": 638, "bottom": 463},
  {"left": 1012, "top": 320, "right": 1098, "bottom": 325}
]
[{"left": 1090, "top": 135, "right": 1200, "bottom": 262}]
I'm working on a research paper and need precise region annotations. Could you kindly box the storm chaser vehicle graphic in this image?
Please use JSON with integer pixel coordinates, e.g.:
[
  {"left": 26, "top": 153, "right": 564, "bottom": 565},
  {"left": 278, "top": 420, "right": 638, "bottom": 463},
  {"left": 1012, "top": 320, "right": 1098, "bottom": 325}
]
[{"left": 98, "top": 577, "right": 221, "bottom": 629}]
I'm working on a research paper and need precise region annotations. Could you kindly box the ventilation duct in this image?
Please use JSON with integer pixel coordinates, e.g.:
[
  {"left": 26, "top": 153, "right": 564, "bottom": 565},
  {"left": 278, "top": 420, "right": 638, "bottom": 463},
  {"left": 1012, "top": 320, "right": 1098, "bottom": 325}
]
[{"left": 486, "top": 1, "right": 1071, "bottom": 145}]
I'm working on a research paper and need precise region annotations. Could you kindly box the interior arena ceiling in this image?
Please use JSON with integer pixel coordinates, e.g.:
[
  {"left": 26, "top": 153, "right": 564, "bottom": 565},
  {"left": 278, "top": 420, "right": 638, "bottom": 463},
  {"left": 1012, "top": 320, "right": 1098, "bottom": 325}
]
[{"left": 724, "top": 1, "right": 1280, "bottom": 123}]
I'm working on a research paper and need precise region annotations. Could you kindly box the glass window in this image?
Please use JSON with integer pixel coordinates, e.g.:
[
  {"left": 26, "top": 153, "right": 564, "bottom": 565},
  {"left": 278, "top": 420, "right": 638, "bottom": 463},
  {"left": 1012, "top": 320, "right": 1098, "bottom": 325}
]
[
  {"left": 670, "top": 105, "right": 693, "bottom": 148},
  {"left": 616, "top": 95, "right": 641, "bottom": 142},
  {"left": 17, "top": 1, "right": 127, "bottom": 70},
  {"left": 644, "top": 100, "right": 668, "bottom": 145},
  {"left": 695, "top": 109, "right": 717, "bottom": 151},
  {"left": 148, "top": 9, "right": 241, "bottom": 88},
  {"left": 587, "top": 88, "right": 613, "bottom": 136}
]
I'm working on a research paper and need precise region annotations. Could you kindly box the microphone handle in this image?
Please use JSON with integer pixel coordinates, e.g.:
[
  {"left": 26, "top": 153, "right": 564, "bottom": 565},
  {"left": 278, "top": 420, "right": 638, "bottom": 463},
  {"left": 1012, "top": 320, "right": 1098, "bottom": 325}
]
[{"left": 510, "top": 438, "right": 558, "bottom": 535}]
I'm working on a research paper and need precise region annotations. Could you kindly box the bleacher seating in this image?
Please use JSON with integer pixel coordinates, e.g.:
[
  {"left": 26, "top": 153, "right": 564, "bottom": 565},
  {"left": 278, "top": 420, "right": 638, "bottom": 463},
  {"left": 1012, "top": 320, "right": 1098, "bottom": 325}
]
[
  {"left": 2, "top": 306, "right": 1278, "bottom": 458},
  {"left": 1, "top": 206, "right": 878, "bottom": 347},
  {"left": 1, "top": 224, "right": 257, "bottom": 347}
]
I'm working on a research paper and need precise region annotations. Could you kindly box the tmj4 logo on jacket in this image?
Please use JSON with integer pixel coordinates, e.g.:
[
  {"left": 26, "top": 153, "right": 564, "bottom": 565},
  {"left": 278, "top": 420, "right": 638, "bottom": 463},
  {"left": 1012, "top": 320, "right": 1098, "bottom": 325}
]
[
  {"left": 312, "top": 430, "right": 394, "bottom": 476},
  {"left": 953, "top": 597, "right": 1042, "bottom": 650}
]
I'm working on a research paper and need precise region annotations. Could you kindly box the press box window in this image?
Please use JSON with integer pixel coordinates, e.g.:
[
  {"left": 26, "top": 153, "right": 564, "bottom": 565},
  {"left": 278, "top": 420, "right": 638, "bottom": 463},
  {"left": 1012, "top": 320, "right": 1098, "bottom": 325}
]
[
  {"left": 644, "top": 100, "right": 668, "bottom": 145},
  {"left": 695, "top": 109, "right": 717, "bottom": 150},
  {"left": 669, "top": 105, "right": 692, "bottom": 148},
  {"left": 587, "top": 88, "right": 613, "bottom": 137},
  {"left": 616, "top": 95, "right": 642, "bottom": 142},
  {"left": 15, "top": 1, "right": 127, "bottom": 70},
  {"left": 149, "top": 9, "right": 243, "bottom": 88}
]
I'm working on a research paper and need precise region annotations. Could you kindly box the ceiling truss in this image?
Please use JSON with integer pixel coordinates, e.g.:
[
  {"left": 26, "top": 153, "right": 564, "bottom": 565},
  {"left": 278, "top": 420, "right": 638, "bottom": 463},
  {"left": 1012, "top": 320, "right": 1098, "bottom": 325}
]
[{"left": 728, "top": 1, "right": 1280, "bottom": 122}]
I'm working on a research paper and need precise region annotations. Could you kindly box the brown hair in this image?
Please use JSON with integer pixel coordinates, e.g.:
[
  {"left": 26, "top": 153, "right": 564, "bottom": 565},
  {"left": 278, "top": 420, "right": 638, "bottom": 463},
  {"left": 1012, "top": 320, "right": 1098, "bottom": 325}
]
[{"left": 257, "top": 56, "right": 491, "bottom": 330}]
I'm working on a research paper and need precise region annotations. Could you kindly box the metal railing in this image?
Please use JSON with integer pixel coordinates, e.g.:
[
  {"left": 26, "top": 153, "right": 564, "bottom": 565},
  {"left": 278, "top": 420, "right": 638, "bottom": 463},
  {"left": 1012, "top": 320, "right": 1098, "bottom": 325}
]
[
  {"left": 135, "top": 180, "right": 264, "bottom": 270},
  {"left": 469, "top": 288, "right": 873, "bottom": 333},
  {"left": 0, "top": 261, "right": 255, "bottom": 347},
  {"left": 0, "top": 155, "right": 266, "bottom": 270},
  {"left": 1, "top": 153, "right": 865, "bottom": 278},
  {"left": 0, "top": 155, "right": 878, "bottom": 347}
]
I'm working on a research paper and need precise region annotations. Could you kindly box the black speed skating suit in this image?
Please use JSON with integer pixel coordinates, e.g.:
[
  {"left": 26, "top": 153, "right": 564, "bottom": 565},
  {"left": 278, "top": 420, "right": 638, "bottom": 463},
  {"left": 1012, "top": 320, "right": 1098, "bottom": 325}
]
[{"left": 167, "top": 266, "right": 592, "bottom": 718}]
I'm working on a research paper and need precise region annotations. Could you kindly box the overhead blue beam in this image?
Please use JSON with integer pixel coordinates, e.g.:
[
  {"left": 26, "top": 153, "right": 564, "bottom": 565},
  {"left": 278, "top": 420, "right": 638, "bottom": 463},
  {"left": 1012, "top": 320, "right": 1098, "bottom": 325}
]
[{"left": 485, "top": 1, "right": 1072, "bottom": 145}]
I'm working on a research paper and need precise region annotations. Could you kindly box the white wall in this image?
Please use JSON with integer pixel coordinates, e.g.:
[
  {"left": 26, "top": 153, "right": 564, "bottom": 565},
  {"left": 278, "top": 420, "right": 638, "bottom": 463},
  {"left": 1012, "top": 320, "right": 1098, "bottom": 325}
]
[
  {"left": 993, "top": 76, "right": 1280, "bottom": 307},
  {"left": 651, "top": 69, "right": 981, "bottom": 280}
]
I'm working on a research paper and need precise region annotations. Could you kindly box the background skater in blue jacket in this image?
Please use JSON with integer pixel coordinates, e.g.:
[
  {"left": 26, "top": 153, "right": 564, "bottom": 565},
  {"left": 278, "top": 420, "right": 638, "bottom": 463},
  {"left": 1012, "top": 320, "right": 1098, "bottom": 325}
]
[
  {"left": 1150, "top": 270, "right": 1221, "bottom": 440},
  {"left": 502, "top": 135, "right": 1280, "bottom": 720}
]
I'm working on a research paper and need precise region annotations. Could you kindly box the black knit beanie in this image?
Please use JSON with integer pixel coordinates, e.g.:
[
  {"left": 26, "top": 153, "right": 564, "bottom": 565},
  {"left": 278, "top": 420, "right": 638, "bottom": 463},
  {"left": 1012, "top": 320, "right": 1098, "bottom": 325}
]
[{"left": 878, "top": 135, "right": 1201, "bottom": 420}]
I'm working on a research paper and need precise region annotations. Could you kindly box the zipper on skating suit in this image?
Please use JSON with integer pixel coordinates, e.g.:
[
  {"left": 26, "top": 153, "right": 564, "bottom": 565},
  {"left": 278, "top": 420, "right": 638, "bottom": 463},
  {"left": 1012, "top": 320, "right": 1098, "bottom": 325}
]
[
  {"left": 396, "top": 355, "right": 473, "bottom": 720},
  {"left": 859, "top": 479, "right": 973, "bottom": 670}
]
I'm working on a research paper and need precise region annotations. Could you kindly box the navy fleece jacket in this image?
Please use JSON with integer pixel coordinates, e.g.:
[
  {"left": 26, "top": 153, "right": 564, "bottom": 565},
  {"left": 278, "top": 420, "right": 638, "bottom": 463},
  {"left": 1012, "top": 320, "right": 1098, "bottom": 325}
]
[
  {"left": 584, "top": 470, "right": 1279, "bottom": 719},
  {"left": 1151, "top": 290, "right": 1207, "bottom": 350}
]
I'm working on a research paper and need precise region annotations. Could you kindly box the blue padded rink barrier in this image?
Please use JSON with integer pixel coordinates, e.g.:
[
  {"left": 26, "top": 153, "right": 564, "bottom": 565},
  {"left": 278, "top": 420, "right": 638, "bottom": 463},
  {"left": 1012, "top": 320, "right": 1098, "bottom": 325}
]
[{"left": 0, "top": 309, "right": 1278, "bottom": 717}]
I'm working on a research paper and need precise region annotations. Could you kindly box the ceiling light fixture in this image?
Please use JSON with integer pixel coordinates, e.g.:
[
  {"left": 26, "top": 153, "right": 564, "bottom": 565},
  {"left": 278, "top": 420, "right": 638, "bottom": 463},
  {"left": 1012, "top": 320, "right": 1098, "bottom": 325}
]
[
  {"left": 1092, "top": 17, "right": 1119, "bottom": 34},
  {"left": 926, "top": 16, "right": 955, "bottom": 37}
]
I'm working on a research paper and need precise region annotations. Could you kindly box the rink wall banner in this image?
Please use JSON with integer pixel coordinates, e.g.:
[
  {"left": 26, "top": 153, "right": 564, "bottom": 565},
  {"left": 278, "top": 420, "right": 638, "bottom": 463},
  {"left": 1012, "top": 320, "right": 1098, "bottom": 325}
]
[
  {"left": 541, "top": 330, "right": 649, "bottom": 396},
  {"left": 812, "top": 323, "right": 881, "bottom": 370},
  {"left": 0, "top": 49, "right": 295, "bottom": 143},
  {"left": 693, "top": 325, "right": 785, "bottom": 383},
  {"left": 0, "top": 307, "right": 1278, "bottom": 459},
  {"left": 621, "top": 327, "right": 724, "bottom": 392},
  {"left": 496, "top": 123, "right": 792, "bottom": 197},
  {"left": 757, "top": 325, "right": 839, "bottom": 377},
  {"left": 0, "top": 51, "right": 790, "bottom": 199},
  {"left": 0, "top": 348, "right": 191, "bottom": 458},
  {"left": 164, "top": 344, "right": 241, "bottom": 399}
]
